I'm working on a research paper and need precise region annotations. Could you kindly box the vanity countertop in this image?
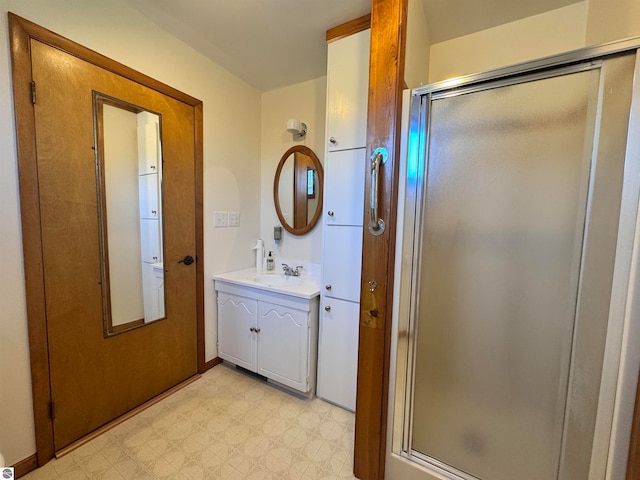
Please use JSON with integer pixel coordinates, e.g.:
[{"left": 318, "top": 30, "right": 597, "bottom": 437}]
[{"left": 213, "top": 268, "right": 320, "bottom": 300}]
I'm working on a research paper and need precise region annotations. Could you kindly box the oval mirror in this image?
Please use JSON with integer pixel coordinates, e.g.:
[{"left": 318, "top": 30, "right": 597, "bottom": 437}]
[{"left": 273, "top": 145, "right": 323, "bottom": 235}]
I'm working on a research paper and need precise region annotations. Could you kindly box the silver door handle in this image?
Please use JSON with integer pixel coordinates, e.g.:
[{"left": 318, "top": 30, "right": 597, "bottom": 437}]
[{"left": 368, "top": 147, "right": 388, "bottom": 236}]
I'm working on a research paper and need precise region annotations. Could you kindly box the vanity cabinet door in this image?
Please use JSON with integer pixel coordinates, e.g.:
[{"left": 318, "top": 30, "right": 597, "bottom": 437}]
[
  {"left": 326, "top": 29, "right": 370, "bottom": 151},
  {"left": 217, "top": 292, "right": 258, "bottom": 372},
  {"left": 324, "top": 149, "right": 366, "bottom": 226},
  {"left": 322, "top": 225, "right": 363, "bottom": 302},
  {"left": 257, "top": 301, "right": 310, "bottom": 392}
]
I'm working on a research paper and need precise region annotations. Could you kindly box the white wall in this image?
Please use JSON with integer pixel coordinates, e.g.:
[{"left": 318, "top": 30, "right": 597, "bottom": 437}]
[
  {"left": 428, "top": 2, "right": 588, "bottom": 83},
  {"left": 260, "top": 77, "right": 327, "bottom": 271},
  {"left": 103, "top": 105, "right": 145, "bottom": 327},
  {"left": 405, "top": 0, "right": 431, "bottom": 88},
  {"left": 0, "top": 0, "right": 261, "bottom": 465},
  {"left": 586, "top": 0, "right": 640, "bottom": 45}
]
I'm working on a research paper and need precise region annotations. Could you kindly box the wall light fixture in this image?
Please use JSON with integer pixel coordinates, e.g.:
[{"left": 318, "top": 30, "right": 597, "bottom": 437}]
[{"left": 286, "top": 118, "right": 307, "bottom": 138}]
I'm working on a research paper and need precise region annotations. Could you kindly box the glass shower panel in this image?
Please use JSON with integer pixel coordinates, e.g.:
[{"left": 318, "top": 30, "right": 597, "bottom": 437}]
[{"left": 411, "top": 70, "right": 598, "bottom": 480}]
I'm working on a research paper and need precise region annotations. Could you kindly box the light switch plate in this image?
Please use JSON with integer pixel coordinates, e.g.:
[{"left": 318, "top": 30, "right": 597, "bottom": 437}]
[
  {"left": 228, "top": 212, "right": 240, "bottom": 227},
  {"left": 214, "top": 211, "right": 228, "bottom": 227}
]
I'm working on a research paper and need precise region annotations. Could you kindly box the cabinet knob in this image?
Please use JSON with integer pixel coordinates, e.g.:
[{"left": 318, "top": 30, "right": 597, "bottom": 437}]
[
  {"left": 151, "top": 210, "right": 157, "bottom": 214},
  {"left": 255, "top": 328, "right": 261, "bottom": 333},
  {"left": 327, "top": 211, "right": 334, "bottom": 217},
  {"left": 150, "top": 165, "right": 156, "bottom": 170},
  {"left": 324, "top": 306, "right": 331, "bottom": 312},
  {"left": 325, "top": 284, "right": 332, "bottom": 291},
  {"left": 329, "top": 137, "right": 337, "bottom": 145},
  {"left": 250, "top": 327, "right": 255, "bottom": 332}
]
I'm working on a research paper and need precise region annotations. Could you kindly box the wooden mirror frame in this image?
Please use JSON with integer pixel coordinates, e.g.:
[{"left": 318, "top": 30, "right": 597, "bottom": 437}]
[{"left": 273, "top": 145, "right": 324, "bottom": 235}]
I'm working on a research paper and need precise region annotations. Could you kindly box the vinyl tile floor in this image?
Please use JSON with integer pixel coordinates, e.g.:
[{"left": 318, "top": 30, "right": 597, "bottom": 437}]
[{"left": 22, "top": 364, "right": 357, "bottom": 480}]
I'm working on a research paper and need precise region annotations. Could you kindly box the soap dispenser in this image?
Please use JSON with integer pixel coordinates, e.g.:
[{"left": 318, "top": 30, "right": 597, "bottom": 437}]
[{"left": 266, "top": 251, "right": 275, "bottom": 271}]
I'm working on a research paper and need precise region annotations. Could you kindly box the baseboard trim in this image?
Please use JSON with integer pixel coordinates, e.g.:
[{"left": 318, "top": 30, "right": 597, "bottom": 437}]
[
  {"left": 14, "top": 453, "right": 37, "bottom": 478},
  {"left": 55, "top": 374, "right": 201, "bottom": 458},
  {"left": 201, "top": 356, "right": 222, "bottom": 373}
]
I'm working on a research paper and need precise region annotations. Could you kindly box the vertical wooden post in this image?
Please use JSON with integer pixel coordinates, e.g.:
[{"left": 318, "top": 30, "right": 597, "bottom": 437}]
[
  {"left": 627, "top": 367, "right": 640, "bottom": 480},
  {"left": 353, "top": 0, "right": 407, "bottom": 478}
]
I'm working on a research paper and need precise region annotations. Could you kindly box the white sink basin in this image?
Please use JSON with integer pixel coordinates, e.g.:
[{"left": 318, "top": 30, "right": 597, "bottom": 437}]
[{"left": 252, "top": 273, "right": 303, "bottom": 287}]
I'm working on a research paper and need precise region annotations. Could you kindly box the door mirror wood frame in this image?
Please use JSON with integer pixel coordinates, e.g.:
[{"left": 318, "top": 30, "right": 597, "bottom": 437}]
[{"left": 8, "top": 12, "right": 205, "bottom": 466}]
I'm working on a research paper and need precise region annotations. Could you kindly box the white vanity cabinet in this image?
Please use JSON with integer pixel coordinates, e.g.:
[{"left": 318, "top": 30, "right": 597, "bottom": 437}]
[
  {"left": 215, "top": 279, "right": 319, "bottom": 395},
  {"left": 318, "top": 27, "right": 370, "bottom": 411},
  {"left": 326, "top": 29, "right": 371, "bottom": 151}
]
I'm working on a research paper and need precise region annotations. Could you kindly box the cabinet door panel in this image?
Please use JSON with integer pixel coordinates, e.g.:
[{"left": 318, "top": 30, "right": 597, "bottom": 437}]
[
  {"left": 142, "top": 263, "right": 164, "bottom": 322},
  {"left": 139, "top": 174, "right": 159, "bottom": 219},
  {"left": 317, "top": 297, "right": 360, "bottom": 411},
  {"left": 137, "top": 120, "right": 159, "bottom": 174},
  {"left": 140, "top": 218, "right": 161, "bottom": 263},
  {"left": 323, "top": 226, "right": 363, "bottom": 302},
  {"left": 257, "top": 302, "right": 309, "bottom": 392},
  {"left": 324, "top": 149, "right": 366, "bottom": 226},
  {"left": 326, "top": 29, "right": 370, "bottom": 151},
  {"left": 217, "top": 293, "right": 257, "bottom": 372}
]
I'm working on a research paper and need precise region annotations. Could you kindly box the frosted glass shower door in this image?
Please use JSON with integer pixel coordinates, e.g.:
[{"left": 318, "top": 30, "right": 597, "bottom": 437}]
[{"left": 409, "top": 66, "right": 616, "bottom": 480}]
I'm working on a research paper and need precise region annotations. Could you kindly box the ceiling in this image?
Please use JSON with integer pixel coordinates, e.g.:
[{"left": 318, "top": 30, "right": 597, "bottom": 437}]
[{"left": 125, "top": 0, "right": 583, "bottom": 92}]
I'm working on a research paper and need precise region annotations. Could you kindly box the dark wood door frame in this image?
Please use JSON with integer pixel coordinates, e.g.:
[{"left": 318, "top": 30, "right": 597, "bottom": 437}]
[
  {"left": 9, "top": 13, "right": 205, "bottom": 466},
  {"left": 353, "top": 0, "right": 407, "bottom": 478},
  {"left": 628, "top": 366, "right": 640, "bottom": 480}
]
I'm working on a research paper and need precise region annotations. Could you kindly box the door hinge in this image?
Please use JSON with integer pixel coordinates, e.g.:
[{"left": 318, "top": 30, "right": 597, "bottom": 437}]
[
  {"left": 30, "top": 80, "right": 36, "bottom": 104},
  {"left": 49, "top": 400, "right": 55, "bottom": 420}
]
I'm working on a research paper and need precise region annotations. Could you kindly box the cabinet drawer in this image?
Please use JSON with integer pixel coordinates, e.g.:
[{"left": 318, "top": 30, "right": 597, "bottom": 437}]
[{"left": 322, "top": 225, "right": 363, "bottom": 302}]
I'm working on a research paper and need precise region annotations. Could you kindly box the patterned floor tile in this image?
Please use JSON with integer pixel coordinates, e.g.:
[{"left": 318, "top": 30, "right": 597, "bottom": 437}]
[{"left": 22, "top": 364, "right": 357, "bottom": 479}]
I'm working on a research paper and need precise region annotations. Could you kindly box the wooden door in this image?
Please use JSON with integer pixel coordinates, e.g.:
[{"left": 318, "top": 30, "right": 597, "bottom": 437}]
[
  {"left": 293, "top": 152, "right": 314, "bottom": 229},
  {"left": 30, "top": 39, "right": 198, "bottom": 451}
]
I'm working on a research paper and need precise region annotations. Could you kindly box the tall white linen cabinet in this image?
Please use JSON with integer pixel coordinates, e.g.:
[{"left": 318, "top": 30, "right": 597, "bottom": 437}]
[{"left": 317, "top": 27, "right": 370, "bottom": 411}]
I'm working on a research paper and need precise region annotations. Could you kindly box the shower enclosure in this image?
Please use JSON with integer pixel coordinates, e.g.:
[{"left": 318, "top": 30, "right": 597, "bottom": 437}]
[{"left": 388, "top": 43, "right": 640, "bottom": 480}]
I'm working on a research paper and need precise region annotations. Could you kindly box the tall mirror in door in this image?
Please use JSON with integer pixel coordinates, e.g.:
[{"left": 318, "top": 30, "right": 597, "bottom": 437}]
[
  {"left": 274, "top": 145, "right": 324, "bottom": 235},
  {"left": 94, "top": 93, "right": 165, "bottom": 335}
]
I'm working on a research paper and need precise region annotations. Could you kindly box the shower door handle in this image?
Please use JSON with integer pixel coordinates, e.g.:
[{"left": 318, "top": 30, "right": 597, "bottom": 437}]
[{"left": 368, "top": 147, "right": 388, "bottom": 236}]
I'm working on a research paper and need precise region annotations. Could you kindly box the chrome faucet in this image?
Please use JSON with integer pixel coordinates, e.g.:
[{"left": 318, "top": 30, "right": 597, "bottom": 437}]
[{"left": 282, "top": 264, "right": 303, "bottom": 276}]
